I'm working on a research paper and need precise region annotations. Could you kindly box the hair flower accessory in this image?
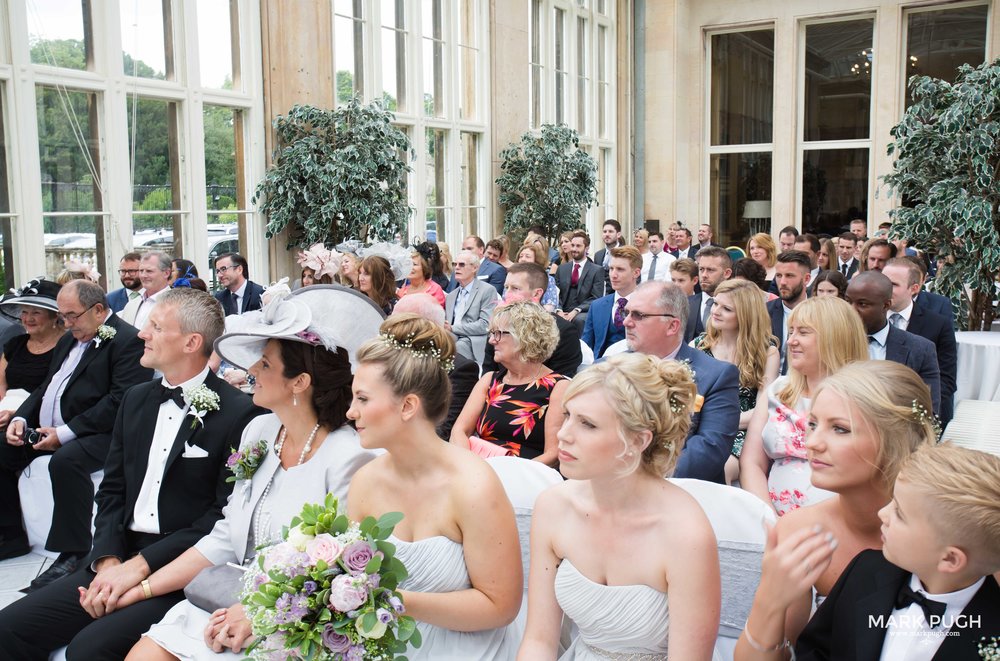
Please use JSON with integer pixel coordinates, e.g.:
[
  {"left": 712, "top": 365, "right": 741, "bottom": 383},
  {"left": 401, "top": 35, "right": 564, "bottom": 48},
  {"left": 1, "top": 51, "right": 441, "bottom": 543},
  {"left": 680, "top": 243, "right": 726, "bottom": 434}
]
[
  {"left": 184, "top": 384, "right": 221, "bottom": 429},
  {"left": 63, "top": 259, "right": 101, "bottom": 283},
  {"left": 911, "top": 399, "right": 942, "bottom": 438},
  {"left": 378, "top": 332, "right": 455, "bottom": 372},
  {"left": 11, "top": 278, "right": 43, "bottom": 297},
  {"left": 295, "top": 330, "right": 323, "bottom": 345},
  {"left": 296, "top": 243, "right": 343, "bottom": 282},
  {"left": 93, "top": 324, "right": 117, "bottom": 348}
]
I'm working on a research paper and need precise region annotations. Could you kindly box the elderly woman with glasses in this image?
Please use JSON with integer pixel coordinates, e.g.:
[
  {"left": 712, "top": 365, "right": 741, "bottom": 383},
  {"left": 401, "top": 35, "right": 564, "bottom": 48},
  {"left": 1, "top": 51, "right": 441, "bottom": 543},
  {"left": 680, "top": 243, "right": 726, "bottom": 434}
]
[{"left": 450, "top": 301, "right": 568, "bottom": 467}]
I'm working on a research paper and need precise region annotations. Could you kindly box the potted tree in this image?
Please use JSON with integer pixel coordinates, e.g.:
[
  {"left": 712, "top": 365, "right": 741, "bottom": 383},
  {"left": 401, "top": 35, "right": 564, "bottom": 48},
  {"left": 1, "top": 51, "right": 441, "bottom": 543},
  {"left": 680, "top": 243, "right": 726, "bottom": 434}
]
[
  {"left": 882, "top": 58, "right": 1000, "bottom": 330},
  {"left": 253, "top": 98, "right": 413, "bottom": 248},
  {"left": 495, "top": 124, "right": 598, "bottom": 241}
]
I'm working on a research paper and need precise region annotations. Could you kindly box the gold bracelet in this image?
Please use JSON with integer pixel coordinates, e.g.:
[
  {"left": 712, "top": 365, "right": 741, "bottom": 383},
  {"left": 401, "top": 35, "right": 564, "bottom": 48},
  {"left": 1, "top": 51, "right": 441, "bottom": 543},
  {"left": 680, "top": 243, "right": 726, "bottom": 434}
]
[
  {"left": 141, "top": 579, "right": 153, "bottom": 600},
  {"left": 743, "top": 625, "right": 789, "bottom": 653}
]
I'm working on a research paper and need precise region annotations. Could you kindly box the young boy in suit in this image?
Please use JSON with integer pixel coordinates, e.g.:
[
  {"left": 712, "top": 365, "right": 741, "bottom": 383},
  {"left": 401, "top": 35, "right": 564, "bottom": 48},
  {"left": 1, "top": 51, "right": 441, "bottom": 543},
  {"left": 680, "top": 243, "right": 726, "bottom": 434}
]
[{"left": 795, "top": 443, "right": 1000, "bottom": 660}]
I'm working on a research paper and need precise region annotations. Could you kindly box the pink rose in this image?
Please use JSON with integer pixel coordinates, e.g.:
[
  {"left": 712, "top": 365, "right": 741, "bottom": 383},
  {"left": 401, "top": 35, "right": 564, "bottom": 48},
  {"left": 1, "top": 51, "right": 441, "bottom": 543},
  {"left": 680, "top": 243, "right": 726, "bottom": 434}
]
[
  {"left": 329, "top": 574, "right": 368, "bottom": 612},
  {"left": 305, "top": 534, "right": 344, "bottom": 566}
]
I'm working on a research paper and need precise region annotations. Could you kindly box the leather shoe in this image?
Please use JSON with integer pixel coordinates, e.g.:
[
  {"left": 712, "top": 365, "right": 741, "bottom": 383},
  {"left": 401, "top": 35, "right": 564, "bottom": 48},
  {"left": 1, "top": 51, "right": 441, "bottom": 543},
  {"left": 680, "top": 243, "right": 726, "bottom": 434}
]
[
  {"left": 21, "top": 552, "right": 84, "bottom": 594},
  {"left": 0, "top": 532, "right": 30, "bottom": 560}
]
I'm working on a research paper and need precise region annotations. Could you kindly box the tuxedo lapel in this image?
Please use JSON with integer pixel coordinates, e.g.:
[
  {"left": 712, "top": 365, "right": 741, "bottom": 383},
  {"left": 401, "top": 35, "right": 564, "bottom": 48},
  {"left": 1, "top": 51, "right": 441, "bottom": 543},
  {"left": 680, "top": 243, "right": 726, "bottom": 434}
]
[
  {"left": 162, "top": 373, "right": 221, "bottom": 474},
  {"left": 933, "top": 576, "right": 1000, "bottom": 660},
  {"left": 855, "top": 567, "right": 909, "bottom": 659}
]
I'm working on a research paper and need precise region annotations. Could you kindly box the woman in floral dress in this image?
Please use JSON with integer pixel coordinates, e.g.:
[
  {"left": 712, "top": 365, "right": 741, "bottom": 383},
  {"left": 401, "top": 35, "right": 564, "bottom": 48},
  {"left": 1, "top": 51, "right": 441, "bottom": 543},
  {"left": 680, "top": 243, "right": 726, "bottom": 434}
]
[
  {"left": 739, "top": 297, "right": 867, "bottom": 515},
  {"left": 451, "top": 302, "right": 568, "bottom": 467}
]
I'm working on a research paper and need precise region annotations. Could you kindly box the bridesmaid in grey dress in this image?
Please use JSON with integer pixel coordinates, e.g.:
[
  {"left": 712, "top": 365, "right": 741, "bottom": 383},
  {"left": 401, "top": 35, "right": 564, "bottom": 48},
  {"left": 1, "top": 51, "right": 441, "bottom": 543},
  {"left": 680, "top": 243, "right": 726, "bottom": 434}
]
[
  {"left": 519, "top": 353, "right": 721, "bottom": 660},
  {"left": 124, "top": 286, "right": 383, "bottom": 660}
]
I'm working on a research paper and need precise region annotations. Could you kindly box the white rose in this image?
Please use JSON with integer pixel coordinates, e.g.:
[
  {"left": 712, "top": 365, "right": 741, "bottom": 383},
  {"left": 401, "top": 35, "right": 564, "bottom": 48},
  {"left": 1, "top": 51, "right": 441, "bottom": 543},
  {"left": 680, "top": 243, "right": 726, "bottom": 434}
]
[{"left": 286, "top": 524, "right": 313, "bottom": 551}]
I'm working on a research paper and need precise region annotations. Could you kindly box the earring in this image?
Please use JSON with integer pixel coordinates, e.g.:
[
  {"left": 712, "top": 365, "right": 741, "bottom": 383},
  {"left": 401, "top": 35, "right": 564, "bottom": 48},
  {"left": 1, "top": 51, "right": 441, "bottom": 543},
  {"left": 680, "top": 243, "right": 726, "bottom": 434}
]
[{"left": 293, "top": 394, "right": 298, "bottom": 407}]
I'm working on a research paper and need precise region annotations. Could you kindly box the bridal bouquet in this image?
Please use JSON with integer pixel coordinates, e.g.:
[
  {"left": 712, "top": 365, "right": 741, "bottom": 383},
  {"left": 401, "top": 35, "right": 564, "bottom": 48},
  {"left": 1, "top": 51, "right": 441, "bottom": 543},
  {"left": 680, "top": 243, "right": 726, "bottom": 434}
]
[{"left": 242, "top": 494, "right": 421, "bottom": 660}]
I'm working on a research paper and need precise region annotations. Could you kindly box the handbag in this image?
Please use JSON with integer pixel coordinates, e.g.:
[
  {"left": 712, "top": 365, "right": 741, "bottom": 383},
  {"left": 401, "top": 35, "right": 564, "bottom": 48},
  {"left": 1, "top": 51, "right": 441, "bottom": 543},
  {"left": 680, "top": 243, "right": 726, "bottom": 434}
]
[
  {"left": 468, "top": 435, "right": 514, "bottom": 459},
  {"left": 183, "top": 563, "right": 246, "bottom": 612}
]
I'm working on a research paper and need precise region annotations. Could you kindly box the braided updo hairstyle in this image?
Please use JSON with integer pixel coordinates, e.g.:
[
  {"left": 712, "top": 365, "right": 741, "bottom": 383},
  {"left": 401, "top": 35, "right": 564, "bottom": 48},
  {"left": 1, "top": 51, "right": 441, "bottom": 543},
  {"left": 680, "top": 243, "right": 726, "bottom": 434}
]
[
  {"left": 564, "top": 353, "right": 697, "bottom": 477},
  {"left": 355, "top": 313, "right": 456, "bottom": 423},
  {"left": 278, "top": 339, "right": 354, "bottom": 430}
]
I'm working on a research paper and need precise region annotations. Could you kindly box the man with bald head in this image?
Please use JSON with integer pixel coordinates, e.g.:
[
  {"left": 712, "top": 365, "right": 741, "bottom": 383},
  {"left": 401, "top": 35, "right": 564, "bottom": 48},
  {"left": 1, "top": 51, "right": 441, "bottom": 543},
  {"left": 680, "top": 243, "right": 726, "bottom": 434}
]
[{"left": 845, "top": 271, "right": 941, "bottom": 414}]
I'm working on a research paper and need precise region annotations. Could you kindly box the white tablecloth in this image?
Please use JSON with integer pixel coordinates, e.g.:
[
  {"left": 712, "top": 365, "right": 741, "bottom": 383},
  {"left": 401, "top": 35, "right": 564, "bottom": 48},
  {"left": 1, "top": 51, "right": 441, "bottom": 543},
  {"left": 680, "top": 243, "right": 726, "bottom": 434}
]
[{"left": 955, "top": 331, "right": 1000, "bottom": 402}]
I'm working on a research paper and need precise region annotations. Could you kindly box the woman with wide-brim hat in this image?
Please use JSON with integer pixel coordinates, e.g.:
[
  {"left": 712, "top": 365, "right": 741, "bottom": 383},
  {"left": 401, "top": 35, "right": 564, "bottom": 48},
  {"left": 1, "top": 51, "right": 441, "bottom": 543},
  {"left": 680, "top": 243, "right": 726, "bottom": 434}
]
[{"left": 0, "top": 279, "right": 63, "bottom": 428}]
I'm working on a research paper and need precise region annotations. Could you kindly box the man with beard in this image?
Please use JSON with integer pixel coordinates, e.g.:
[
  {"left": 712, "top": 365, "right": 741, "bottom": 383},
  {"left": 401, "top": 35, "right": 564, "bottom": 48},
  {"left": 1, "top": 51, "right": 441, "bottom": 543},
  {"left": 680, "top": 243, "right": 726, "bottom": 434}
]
[
  {"left": 107, "top": 253, "right": 142, "bottom": 313},
  {"left": 767, "top": 250, "right": 811, "bottom": 375},
  {"left": 683, "top": 246, "right": 731, "bottom": 342}
]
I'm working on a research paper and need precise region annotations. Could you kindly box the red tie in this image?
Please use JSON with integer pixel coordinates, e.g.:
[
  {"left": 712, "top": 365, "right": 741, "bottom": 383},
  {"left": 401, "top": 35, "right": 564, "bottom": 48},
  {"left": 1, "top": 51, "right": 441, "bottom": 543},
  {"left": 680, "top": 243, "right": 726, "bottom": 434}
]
[{"left": 571, "top": 263, "right": 580, "bottom": 287}]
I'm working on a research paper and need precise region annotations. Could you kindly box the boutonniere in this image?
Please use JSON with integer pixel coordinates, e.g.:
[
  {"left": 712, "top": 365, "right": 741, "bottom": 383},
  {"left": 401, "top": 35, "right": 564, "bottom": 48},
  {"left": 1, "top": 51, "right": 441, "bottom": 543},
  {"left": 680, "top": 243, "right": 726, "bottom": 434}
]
[
  {"left": 183, "top": 384, "right": 221, "bottom": 429},
  {"left": 225, "top": 438, "right": 268, "bottom": 483},
  {"left": 93, "top": 324, "right": 116, "bottom": 348},
  {"left": 980, "top": 637, "right": 999, "bottom": 661}
]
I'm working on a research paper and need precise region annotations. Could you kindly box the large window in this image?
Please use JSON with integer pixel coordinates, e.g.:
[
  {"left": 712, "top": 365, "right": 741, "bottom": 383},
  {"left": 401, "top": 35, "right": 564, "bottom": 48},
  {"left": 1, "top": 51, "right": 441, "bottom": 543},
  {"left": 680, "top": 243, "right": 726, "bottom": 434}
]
[
  {"left": 903, "top": 3, "right": 988, "bottom": 108},
  {"left": 331, "top": 0, "right": 488, "bottom": 246},
  {"left": 707, "top": 29, "right": 775, "bottom": 246},
  {"left": 1, "top": 1, "right": 263, "bottom": 286},
  {"left": 530, "top": 0, "right": 616, "bottom": 231},
  {"left": 800, "top": 18, "right": 874, "bottom": 235}
]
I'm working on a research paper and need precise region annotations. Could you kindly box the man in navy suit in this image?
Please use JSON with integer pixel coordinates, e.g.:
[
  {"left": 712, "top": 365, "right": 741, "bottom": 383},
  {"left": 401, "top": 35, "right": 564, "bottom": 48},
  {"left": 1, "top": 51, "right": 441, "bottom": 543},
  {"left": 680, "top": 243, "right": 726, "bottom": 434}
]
[
  {"left": 670, "top": 227, "right": 699, "bottom": 260},
  {"left": 106, "top": 253, "right": 142, "bottom": 313},
  {"left": 847, "top": 272, "right": 941, "bottom": 414},
  {"left": 766, "top": 250, "right": 813, "bottom": 375},
  {"left": 624, "top": 280, "right": 739, "bottom": 483},
  {"left": 884, "top": 259, "right": 957, "bottom": 425},
  {"left": 455, "top": 235, "right": 506, "bottom": 295},
  {"left": 213, "top": 253, "right": 264, "bottom": 316},
  {"left": 684, "top": 246, "right": 732, "bottom": 343},
  {"left": 583, "top": 246, "right": 641, "bottom": 359},
  {"left": 900, "top": 255, "right": 955, "bottom": 324}
]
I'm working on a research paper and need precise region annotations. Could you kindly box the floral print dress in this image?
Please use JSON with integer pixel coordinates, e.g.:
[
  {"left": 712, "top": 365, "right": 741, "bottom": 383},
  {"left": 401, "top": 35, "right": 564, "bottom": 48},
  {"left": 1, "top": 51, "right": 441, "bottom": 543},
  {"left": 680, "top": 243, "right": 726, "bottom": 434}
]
[
  {"left": 475, "top": 369, "right": 569, "bottom": 459},
  {"left": 761, "top": 376, "right": 834, "bottom": 515}
]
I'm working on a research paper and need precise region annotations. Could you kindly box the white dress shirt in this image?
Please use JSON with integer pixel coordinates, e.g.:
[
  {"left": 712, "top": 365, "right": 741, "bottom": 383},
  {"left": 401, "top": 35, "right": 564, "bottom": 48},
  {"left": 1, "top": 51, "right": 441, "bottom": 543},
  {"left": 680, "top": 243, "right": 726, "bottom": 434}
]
[
  {"left": 641, "top": 250, "right": 675, "bottom": 282},
  {"left": 890, "top": 301, "right": 914, "bottom": 332},
  {"left": 133, "top": 287, "right": 167, "bottom": 330},
  {"left": 879, "top": 574, "right": 983, "bottom": 661},
  {"left": 867, "top": 323, "right": 890, "bottom": 361},
  {"left": 131, "top": 366, "right": 211, "bottom": 534}
]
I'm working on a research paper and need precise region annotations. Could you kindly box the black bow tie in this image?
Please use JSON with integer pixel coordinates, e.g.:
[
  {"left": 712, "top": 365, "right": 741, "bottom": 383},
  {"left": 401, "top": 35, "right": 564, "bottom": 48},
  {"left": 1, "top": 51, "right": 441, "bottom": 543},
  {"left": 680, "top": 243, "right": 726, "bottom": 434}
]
[
  {"left": 896, "top": 582, "right": 947, "bottom": 625},
  {"left": 157, "top": 384, "right": 186, "bottom": 409}
]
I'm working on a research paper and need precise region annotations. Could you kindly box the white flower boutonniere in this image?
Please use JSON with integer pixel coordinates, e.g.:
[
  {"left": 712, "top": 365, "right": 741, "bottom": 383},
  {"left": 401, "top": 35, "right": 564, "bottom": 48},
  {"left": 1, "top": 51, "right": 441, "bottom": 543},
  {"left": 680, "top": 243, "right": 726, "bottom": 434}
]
[
  {"left": 183, "top": 384, "right": 221, "bottom": 429},
  {"left": 980, "top": 637, "right": 1000, "bottom": 661},
  {"left": 93, "top": 324, "right": 116, "bottom": 348}
]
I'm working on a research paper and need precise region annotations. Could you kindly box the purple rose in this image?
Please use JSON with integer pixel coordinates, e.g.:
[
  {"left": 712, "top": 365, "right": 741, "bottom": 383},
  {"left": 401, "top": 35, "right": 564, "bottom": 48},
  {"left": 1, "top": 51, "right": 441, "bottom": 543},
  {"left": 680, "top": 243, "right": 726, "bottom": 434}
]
[
  {"left": 303, "top": 580, "right": 318, "bottom": 595},
  {"left": 342, "top": 541, "right": 374, "bottom": 573},
  {"left": 321, "top": 626, "right": 351, "bottom": 654},
  {"left": 377, "top": 607, "right": 393, "bottom": 624},
  {"left": 226, "top": 453, "right": 240, "bottom": 467},
  {"left": 388, "top": 595, "right": 404, "bottom": 613}
]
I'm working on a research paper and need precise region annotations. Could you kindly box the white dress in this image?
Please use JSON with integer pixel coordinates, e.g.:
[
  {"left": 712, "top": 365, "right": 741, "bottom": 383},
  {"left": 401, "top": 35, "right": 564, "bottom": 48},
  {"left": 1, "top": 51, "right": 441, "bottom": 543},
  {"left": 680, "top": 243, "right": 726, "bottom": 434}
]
[
  {"left": 556, "top": 559, "right": 669, "bottom": 659},
  {"left": 393, "top": 535, "right": 522, "bottom": 660},
  {"left": 143, "top": 416, "right": 375, "bottom": 660}
]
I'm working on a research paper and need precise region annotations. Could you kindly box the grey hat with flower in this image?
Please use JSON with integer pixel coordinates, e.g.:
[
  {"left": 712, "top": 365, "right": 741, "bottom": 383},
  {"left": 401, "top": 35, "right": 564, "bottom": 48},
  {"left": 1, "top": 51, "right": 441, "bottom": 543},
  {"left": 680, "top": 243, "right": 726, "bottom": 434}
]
[{"left": 214, "top": 283, "right": 386, "bottom": 372}]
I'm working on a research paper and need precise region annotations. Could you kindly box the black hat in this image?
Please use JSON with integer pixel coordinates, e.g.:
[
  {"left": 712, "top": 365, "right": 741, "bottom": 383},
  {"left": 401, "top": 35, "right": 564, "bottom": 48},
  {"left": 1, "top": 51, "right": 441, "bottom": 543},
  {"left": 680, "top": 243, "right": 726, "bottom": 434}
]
[{"left": 1, "top": 278, "right": 62, "bottom": 318}]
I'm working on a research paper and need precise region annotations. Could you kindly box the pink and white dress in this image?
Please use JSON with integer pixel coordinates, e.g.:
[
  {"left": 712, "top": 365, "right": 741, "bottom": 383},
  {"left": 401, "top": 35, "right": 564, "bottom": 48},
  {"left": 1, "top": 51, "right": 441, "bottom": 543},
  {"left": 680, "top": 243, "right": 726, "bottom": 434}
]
[{"left": 760, "top": 376, "right": 834, "bottom": 515}]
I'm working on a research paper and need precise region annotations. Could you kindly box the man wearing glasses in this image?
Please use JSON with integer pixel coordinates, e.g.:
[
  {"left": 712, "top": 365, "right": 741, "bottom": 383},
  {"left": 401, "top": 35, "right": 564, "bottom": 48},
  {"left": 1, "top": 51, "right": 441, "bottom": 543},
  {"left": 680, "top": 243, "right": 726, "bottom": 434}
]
[
  {"left": 0, "top": 280, "right": 152, "bottom": 589},
  {"left": 213, "top": 253, "right": 264, "bottom": 316},
  {"left": 107, "top": 253, "right": 143, "bottom": 313},
  {"left": 620, "top": 280, "right": 740, "bottom": 484}
]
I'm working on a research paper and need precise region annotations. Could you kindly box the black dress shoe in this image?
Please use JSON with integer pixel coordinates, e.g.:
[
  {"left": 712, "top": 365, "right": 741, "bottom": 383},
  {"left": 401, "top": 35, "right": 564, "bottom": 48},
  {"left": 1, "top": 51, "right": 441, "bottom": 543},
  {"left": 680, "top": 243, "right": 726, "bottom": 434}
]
[
  {"left": 21, "top": 552, "right": 84, "bottom": 593},
  {"left": 0, "top": 532, "right": 30, "bottom": 560}
]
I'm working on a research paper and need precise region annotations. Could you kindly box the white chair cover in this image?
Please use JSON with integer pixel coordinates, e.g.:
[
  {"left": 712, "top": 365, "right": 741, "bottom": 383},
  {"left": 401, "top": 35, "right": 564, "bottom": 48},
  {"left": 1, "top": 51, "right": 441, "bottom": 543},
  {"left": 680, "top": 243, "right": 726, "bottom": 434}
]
[
  {"left": 578, "top": 341, "right": 594, "bottom": 369},
  {"left": 18, "top": 455, "right": 103, "bottom": 558},
  {"left": 941, "top": 399, "right": 1000, "bottom": 457},
  {"left": 669, "top": 478, "right": 776, "bottom": 661},
  {"left": 602, "top": 339, "right": 629, "bottom": 357}
]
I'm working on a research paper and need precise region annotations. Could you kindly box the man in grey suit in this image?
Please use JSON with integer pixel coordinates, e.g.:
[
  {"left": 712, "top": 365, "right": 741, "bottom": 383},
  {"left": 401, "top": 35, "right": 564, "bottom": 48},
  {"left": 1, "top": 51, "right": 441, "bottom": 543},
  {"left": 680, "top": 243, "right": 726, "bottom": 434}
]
[
  {"left": 445, "top": 251, "right": 499, "bottom": 365},
  {"left": 555, "top": 230, "right": 604, "bottom": 332}
]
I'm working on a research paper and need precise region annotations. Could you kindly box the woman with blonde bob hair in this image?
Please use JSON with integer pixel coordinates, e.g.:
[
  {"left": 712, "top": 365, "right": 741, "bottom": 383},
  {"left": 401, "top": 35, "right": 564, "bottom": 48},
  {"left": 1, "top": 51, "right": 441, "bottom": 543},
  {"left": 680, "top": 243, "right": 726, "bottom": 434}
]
[
  {"left": 692, "top": 278, "right": 779, "bottom": 483},
  {"left": 451, "top": 301, "right": 568, "bottom": 465},
  {"left": 519, "top": 353, "right": 720, "bottom": 660},
  {"left": 347, "top": 314, "right": 523, "bottom": 659},
  {"left": 740, "top": 296, "right": 868, "bottom": 515},
  {"left": 747, "top": 233, "right": 778, "bottom": 288},
  {"left": 736, "top": 361, "right": 935, "bottom": 659}
]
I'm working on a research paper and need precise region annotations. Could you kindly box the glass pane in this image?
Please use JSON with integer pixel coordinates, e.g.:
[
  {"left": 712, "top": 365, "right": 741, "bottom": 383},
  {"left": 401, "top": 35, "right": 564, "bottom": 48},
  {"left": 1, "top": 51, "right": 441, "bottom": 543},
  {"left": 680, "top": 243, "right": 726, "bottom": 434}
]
[
  {"left": 44, "top": 214, "right": 100, "bottom": 279},
  {"left": 422, "top": 38, "right": 445, "bottom": 117},
  {"left": 601, "top": 147, "right": 613, "bottom": 219},
  {"left": 459, "top": 47, "right": 477, "bottom": 120},
  {"left": 204, "top": 106, "right": 243, "bottom": 220},
  {"left": 36, "top": 87, "right": 100, "bottom": 213},
  {"left": 531, "top": 65, "right": 542, "bottom": 128},
  {"left": 555, "top": 9, "right": 566, "bottom": 124},
  {"left": 577, "top": 17, "right": 588, "bottom": 133},
  {"left": 0, "top": 92, "right": 11, "bottom": 290},
  {"left": 426, "top": 127, "right": 446, "bottom": 202},
  {"left": 128, "top": 98, "right": 178, "bottom": 238},
  {"left": 422, "top": 0, "right": 443, "bottom": 40},
  {"left": 381, "top": 28, "right": 405, "bottom": 112},
  {"left": 598, "top": 25, "right": 608, "bottom": 137},
  {"left": 708, "top": 152, "right": 773, "bottom": 247},
  {"left": 461, "top": 207, "right": 478, "bottom": 239},
  {"left": 804, "top": 19, "right": 874, "bottom": 142},
  {"left": 460, "top": 132, "right": 479, "bottom": 208},
  {"left": 28, "top": 0, "right": 90, "bottom": 70},
  {"left": 0, "top": 91, "right": 9, "bottom": 215},
  {"left": 710, "top": 30, "right": 774, "bottom": 146},
  {"left": 802, "top": 148, "right": 869, "bottom": 236},
  {"left": 905, "top": 5, "right": 988, "bottom": 108},
  {"left": 335, "top": 14, "right": 365, "bottom": 105},
  {"left": 458, "top": 0, "right": 476, "bottom": 47},
  {"left": 0, "top": 219, "right": 12, "bottom": 292},
  {"left": 121, "top": 1, "right": 169, "bottom": 79},
  {"left": 197, "top": 0, "right": 236, "bottom": 89},
  {"left": 530, "top": 0, "right": 541, "bottom": 65}
]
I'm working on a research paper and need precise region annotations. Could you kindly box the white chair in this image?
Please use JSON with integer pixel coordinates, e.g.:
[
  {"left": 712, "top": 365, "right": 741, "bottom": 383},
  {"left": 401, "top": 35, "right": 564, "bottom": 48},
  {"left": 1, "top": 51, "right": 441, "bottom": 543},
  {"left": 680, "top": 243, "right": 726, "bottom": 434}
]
[
  {"left": 603, "top": 339, "right": 629, "bottom": 357},
  {"left": 578, "top": 340, "right": 594, "bottom": 369},
  {"left": 18, "top": 455, "right": 103, "bottom": 558},
  {"left": 941, "top": 399, "right": 1000, "bottom": 457},
  {"left": 670, "top": 478, "right": 776, "bottom": 661}
]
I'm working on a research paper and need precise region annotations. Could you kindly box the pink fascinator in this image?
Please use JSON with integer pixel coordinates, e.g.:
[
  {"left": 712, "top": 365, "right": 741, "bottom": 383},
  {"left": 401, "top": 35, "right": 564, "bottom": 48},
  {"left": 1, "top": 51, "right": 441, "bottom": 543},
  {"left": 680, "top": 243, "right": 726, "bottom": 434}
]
[{"left": 296, "top": 243, "right": 342, "bottom": 282}]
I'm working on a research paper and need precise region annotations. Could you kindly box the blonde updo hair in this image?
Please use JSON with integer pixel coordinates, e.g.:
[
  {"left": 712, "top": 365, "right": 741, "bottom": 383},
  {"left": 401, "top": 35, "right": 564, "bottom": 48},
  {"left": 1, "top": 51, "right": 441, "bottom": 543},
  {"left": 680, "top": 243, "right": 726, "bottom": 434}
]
[
  {"left": 564, "top": 353, "right": 696, "bottom": 477},
  {"left": 356, "top": 313, "right": 455, "bottom": 423},
  {"left": 813, "top": 361, "right": 935, "bottom": 488},
  {"left": 491, "top": 301, "right": 560, "bottom": 364}
]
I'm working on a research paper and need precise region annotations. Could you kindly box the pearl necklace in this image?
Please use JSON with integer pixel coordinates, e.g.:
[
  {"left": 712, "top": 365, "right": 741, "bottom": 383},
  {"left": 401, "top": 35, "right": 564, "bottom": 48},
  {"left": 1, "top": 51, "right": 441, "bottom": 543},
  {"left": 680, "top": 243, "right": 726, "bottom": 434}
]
[{"left": 251, "top": 422, "right": 321, "bottom": 549}]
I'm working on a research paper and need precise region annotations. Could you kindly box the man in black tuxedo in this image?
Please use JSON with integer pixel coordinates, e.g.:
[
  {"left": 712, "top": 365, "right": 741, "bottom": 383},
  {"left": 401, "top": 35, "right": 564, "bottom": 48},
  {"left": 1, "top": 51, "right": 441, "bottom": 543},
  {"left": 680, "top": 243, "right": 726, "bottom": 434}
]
[
  {"left": 0, "top": 288, "right": 262, "bottom": 660},
  {"left": 556, "top": 230, "right": 604, "bottom": 332},
  {"left": 485, "top": 263, "right": 582, "bottom": 376},
  {"left": 835, "top": 232, "right": 860, "bottom": 279},
  {"left": 0, "top": 280, "right": 152, "bottom": 581},
  {"left": 847, "top": 272, "right": 941, "bottom": 414},
  {"left": 213, "top": 252, "right": 264, "bottom": 316},
  {"left": 884, "top": 259, "right": 957, "bottom": 425}
]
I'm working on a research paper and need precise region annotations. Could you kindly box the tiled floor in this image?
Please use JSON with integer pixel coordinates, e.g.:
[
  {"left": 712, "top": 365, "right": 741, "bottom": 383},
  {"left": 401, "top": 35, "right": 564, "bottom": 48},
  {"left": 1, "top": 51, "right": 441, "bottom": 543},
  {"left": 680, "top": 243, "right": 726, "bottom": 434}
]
[{"left": 0, "top": 551, "right": 52, "bottom": 608}]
